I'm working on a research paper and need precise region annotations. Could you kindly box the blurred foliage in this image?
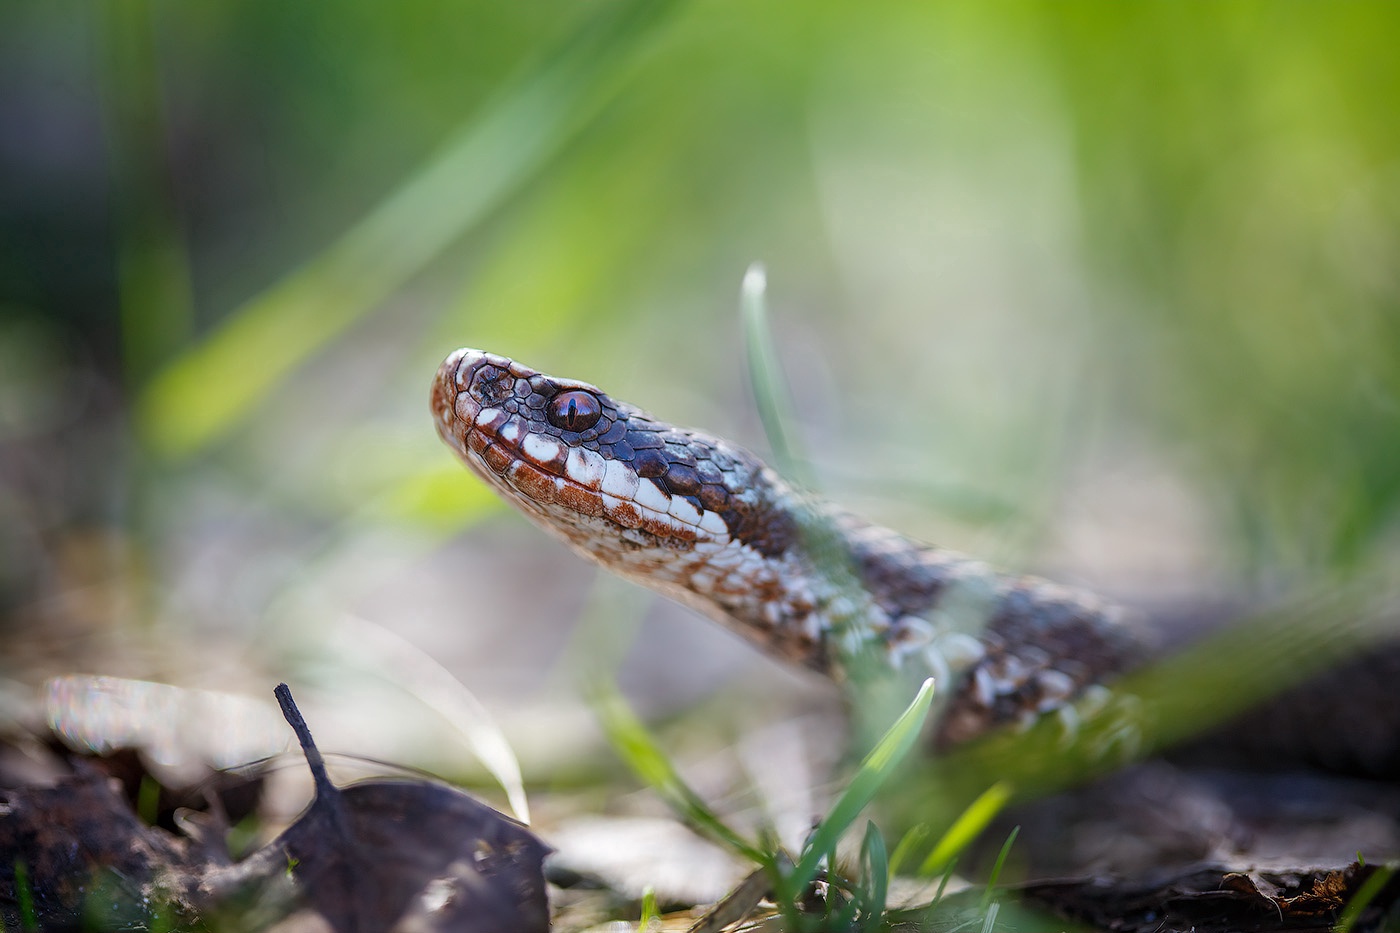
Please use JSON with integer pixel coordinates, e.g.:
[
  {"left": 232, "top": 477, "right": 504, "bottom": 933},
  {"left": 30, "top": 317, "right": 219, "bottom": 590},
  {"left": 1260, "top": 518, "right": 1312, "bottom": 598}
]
[
  {"left": 2, "top": 7, "right": 1399, "bottom": 926},
  {"left": 3, "top": 0, "right": 1399, "bottom": 747}
]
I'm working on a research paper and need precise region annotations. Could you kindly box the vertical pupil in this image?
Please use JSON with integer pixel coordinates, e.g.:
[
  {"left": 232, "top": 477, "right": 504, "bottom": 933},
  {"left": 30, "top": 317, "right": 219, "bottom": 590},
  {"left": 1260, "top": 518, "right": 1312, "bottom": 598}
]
[{"left": 547, "top": 389, "right": 601, "bottom": 431}]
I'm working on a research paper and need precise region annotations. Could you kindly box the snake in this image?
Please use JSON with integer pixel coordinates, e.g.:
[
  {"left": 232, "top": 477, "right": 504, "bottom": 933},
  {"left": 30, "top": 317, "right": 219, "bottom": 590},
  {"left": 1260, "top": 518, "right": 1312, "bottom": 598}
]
[{"left": 430, "top": 347, "right": 1155, "bottom": 749}]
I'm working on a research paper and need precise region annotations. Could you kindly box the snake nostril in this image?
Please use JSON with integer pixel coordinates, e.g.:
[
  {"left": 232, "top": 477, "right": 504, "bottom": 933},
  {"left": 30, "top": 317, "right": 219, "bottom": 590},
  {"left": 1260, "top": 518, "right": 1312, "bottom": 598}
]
[{"left": 546, "top": 390, "right": 602, "bottom": 432}]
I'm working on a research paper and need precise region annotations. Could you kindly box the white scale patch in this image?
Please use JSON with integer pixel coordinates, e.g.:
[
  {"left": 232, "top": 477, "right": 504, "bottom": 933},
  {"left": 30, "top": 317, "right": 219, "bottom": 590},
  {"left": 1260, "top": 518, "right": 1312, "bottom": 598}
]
[
  {"left": 600, "top": 459, "right": 639, "bottom": 499},
  {"left": 636, "top": 504, "right": 686, "bottom": 535},
  {"left": 498, "top": 417, "right": 524, "bottom": 445},
  {"left": 666, "top": 496, "right": 701, "bottom": 526},
  {"left": 702, "top": 547, "right": 745, "bottom": 570},
  {"left": 632, "top": 478, "right": 669, "bottom": 512},
  {"left": 936, "top": 631, "right": 986, "bottom": 669},
  {"left": 976, "top": 667, "right": 1007, "bottom": 708},
  {"left": 1034, "top": 669, "right": 1075, "bottom": 710},
  {"left": 522, "top": 433, "right": 563, "bottom": 465},
  {"left": 697, "top": 511, "right": 729, "bottom": 537},
  {"left": 520, "top": 434, "right": 557, "bottom": 467},
  {"left": 566, "top": 446, "right": 606, "bottom": 488}
]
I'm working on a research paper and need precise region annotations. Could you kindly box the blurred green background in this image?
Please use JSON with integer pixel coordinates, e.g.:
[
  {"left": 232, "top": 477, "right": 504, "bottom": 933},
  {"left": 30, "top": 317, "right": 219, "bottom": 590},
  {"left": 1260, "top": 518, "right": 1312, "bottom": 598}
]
[{"left": 3, "top": 1, "right": 1399, "bottom": 781}]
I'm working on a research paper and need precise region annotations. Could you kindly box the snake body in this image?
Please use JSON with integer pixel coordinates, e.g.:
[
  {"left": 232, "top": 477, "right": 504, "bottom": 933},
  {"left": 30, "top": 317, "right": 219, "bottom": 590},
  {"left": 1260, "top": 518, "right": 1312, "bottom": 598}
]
[{"left": 432, "top": 348, "right": 1150, "bottom": 747}]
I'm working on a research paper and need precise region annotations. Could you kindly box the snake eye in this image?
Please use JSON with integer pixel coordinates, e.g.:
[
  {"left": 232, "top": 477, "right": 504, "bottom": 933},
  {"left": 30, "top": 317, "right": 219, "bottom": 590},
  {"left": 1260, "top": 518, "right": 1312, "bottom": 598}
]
[{"left": 546, "top": 390, "right": 602, "bottom": 432}]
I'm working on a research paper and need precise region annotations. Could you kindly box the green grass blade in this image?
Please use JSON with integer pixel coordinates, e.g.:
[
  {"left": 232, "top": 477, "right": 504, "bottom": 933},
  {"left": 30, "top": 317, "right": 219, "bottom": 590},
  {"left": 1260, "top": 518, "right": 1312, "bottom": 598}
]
[
  {"left": 741, "top": 262, "right": 897, "bottom": 729},
  {"left": 980, "top": 825, "right": 1020, "bottom": 911},
  {"left": 592, "top": 683, "right": 767, "bottom": 863},
  {"left": 887, "top": 823, "right": 929, "bottom": 877},
  {"left": 14, "top": 857, "right": 37, "bottom": 932},
  {"left": 857, "top": 820, "right": 890, "bottom": 924},
  {"left": 740, "top": 262, "right": 811, "bottom": 487},
  {"left": 639, "top": 886, "right": 660, "bottom": 930},
  {"left": 137, "top": 0, "right": 683, "bottom": 459},
  {"left": 101, "top": 0, "right": 194, "bottom": 385},
  {"left": 930, "top": 854, "right": 958, "bottom": 906},
  {"left": 1336, "top": 864, "right": 1396, "bottom": 933},
  {"left": 917, "top": 781, "right": 1013, "bottom": 877},
  {"left": 783, "top": 677, "right": 936, "bottom": 902},
  {"left": 137, "top": 774, "right": 160, "bottom": 825}
]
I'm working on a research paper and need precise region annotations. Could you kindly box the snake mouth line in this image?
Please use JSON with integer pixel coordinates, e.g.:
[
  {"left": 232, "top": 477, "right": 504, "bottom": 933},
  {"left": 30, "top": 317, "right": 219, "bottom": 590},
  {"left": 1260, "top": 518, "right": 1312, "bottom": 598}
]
[{"left": 433, "top": 349, "right": 729, "bottom": 545}]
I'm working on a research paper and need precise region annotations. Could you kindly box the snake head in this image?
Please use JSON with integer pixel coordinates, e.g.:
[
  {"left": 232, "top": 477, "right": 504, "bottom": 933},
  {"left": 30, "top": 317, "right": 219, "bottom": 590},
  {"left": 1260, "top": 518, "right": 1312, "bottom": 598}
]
[{"left": 432, "top": 348, "right": 795, "bottom": 558}]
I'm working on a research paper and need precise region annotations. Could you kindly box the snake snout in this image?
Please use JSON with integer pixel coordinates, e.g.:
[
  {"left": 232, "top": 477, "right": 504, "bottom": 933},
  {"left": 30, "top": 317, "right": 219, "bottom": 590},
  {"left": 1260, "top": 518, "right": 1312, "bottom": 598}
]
[
  {"left": 433, "top": 347, "right": 502, "bottom": 423},
  {"left": 432, "top": 349, "right": 495, "bottom": 454}
]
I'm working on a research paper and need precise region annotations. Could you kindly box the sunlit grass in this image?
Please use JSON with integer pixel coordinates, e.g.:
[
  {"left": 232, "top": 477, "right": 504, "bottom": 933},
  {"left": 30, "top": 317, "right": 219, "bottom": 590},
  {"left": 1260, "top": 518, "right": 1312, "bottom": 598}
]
[
  {"left": 593, "top": 676, "right": 1030, "bottom": 930},
  {"left": 740, "top": 262, "right": 809, "bottom": 488},
  {"left": 778, "top": 677, "right": 936, "bottom": 907},
  {"left": 1336, "top": 864, "right": 1397, "bottom": 933},
  {"left": 916, "top": 782, "right": 1012, "bottom": 879}
]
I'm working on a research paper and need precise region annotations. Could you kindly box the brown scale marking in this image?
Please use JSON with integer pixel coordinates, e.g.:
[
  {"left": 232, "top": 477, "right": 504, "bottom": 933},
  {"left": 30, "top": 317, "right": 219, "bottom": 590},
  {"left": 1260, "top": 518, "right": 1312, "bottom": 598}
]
[
  {"left": 842, "top": 531, "right": 952, "bottom": 618},
  {"left": 739, "top": 577, "right": 826, "bottom": 669},
  {"left": 697, "top": 483, "right": 730, "bottom": 512},
  {"left": 722, "top": 501, "right": 798, "bottom": 559},
  {"left": 637, "top": 511, "right": 698, "bottom": 542},
  {"left": 466, "top": 430, "right": 489, "bottom": 454},
  {"left": 605, "top": 498, "right": 644, "bottom": 530},
  {"left": 510, "top": 461, "right": 559, "bottom": 504},
  {"left": 859, "top": 557, "right": 946, "bottom": 619},
  {"left": 983, "top": 586, "right": 1144, "bottom": 678},
  {"left": 454, "top": 395, "right": 482, "bottom": 424},
  {"left": 633, "top": 448, "right": 668, "bottom": 479},
  {"left": 482, "top": 443, "right": 513, "bottom": 474},
  {"left": 664, "top": 463, "right": 702, "bottom": 496},
  {"left": 556, "top": 482, "right": 605, "bottom": 518},
  {"left": 710, "top": 574, "right": 749, "bottom": 598},
  {"left": 432, "top": 382, "right": 452, "bottom": 416}
]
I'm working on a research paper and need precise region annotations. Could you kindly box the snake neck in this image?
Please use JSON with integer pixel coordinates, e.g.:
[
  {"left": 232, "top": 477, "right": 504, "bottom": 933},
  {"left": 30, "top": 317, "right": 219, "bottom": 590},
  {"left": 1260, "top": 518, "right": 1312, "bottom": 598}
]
[{"left": 575, "top": 466, "right": 1148, "bottom": 743}]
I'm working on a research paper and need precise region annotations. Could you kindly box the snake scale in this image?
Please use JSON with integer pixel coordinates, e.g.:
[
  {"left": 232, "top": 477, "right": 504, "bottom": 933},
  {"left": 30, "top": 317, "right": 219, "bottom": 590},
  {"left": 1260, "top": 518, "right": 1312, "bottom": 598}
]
[{"left": 431, "top": 347, "right": 1153, "bottom": 749}]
